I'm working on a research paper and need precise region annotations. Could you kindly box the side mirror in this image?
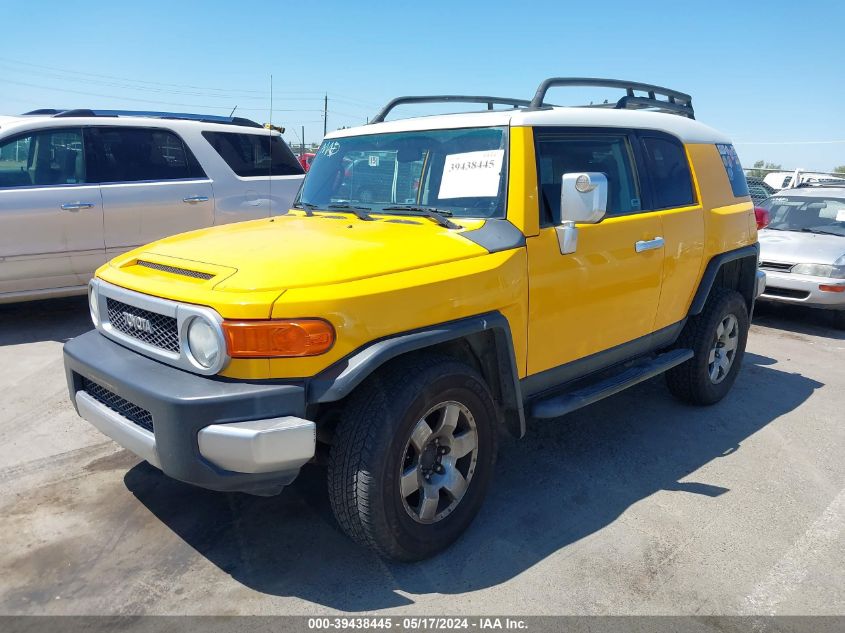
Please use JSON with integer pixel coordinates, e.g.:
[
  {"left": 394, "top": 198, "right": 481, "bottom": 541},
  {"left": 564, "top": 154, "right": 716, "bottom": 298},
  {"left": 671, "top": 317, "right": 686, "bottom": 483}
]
[
  {"left": 561, "top": 172, "right": 608, "bottom": 223},
  {"left": 556, "top": 172, "right": 608, "bottom": 254}
]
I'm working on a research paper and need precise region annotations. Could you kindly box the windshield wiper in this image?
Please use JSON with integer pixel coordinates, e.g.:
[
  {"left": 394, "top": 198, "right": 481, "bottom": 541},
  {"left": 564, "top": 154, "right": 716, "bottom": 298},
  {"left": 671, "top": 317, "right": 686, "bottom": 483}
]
[
  {"left": 800, "top": 227, "right": 843, "bottom": 237},
  {"left": 292, "top": 201, "right": 318, "bottom": 216},
  {"left": 327, "top": 203, "right": 374, "bottom": 221},
  {"left": 379, "top": 205, "right": 460, "bottom": 229}
]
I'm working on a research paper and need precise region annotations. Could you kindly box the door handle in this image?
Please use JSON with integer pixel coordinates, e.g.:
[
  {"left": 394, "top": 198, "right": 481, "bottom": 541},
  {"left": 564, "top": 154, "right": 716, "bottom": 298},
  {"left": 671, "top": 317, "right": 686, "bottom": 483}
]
[
  {"left": 182, "top": 195, "right": 209, "bottom": 204},
  {"left": 635, "top": 237, "right": 665, "bottom": 253},
  {"left": 60, "top": 202, "right": 95, "bottom": 211}
]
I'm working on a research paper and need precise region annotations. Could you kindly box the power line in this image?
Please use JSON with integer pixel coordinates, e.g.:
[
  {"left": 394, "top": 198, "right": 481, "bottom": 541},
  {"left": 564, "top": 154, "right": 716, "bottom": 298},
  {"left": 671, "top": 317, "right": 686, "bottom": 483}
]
[
  {"left": 0, "top": 63, "right": 327, "bottom": 102},
  {"left": 0, "top": 76, "right": 327, "bottom": 112},
  {"left": 0, "top": 56, "right": 325, "bottom": 97}
]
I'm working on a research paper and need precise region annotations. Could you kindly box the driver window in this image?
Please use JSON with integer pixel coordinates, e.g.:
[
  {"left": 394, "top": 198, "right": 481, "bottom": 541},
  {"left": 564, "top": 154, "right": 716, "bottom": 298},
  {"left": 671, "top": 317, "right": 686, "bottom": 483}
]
[
  {"left": 0, "top": 128, "right": 86, "bottom": 188},
  {"left": 535, "top": 131, "right": 640, "bottom": 225}
]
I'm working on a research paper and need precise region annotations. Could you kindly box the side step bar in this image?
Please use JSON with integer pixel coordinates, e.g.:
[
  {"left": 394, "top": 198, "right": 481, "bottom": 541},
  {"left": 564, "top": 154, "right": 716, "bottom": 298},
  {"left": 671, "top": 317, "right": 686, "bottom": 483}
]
[{"left": 530, "top": 349, "right": 694, "bottom": 419}]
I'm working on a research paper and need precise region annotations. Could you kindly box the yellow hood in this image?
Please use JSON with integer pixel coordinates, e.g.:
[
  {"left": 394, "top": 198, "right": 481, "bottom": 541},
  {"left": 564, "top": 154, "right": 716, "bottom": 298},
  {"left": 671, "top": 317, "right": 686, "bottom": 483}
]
[{"left": 100, "top": 214, "right": 489, "bottom": 312}]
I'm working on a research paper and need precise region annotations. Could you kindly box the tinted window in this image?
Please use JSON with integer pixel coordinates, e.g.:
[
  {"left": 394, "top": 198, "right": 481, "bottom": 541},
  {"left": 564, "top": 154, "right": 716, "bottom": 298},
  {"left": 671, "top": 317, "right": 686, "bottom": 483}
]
[
  {"left": 203, "top": 132, "right": 303, "bottom": 177},
  {"left": 642, "top": 136, "right": 696, "bottom": 209},
  {"left": 535, "top": 132, "right": 641, "bottom": 225},
  {"left": 0, "top": 128, "right": 86, "bottom": 188},
  {"left": 715, "top": 143, "right": 749, "bottom": 198},
  {"left": 88, "top": 127, "right": 205, "bottom": 183}
]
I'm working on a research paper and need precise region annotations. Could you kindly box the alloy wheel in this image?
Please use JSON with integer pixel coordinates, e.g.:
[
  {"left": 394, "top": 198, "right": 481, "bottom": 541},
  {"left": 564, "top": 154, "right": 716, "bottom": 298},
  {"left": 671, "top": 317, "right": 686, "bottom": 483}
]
[
  {"left": 399, "top": 401, "right": 479, "bottom": 524},
  {"left": 708, "top": 313, "right": 739, "bottom": 384}
]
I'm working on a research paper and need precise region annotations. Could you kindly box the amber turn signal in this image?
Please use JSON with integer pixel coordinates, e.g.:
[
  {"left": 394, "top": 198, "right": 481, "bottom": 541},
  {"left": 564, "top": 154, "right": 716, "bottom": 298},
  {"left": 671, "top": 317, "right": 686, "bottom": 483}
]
[{"left": 222, "top": 319, "right": 335, "bottom": 357}]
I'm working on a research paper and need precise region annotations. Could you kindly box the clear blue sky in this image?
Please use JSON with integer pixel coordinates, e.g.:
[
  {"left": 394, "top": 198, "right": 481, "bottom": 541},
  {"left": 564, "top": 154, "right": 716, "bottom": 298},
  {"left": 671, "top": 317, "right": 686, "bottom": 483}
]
[{"left": 2, "top": 0, "right": 843, "bottom": 170}]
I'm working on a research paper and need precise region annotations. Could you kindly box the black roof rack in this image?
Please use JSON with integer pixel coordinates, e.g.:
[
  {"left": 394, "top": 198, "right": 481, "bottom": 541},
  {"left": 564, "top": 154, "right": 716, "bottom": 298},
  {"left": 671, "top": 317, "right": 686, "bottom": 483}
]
[
  {"left": 370, "top": 96, "right": 533, "bottom": 124},
  {"left": 528, "top": 78, "right": 694, "bottom": 118},
  {"left": 21, "top": 108, "right": 263, "bottom": 128},
  {"left": 370, "top": 77, "right": 694, "bottom": 123}
]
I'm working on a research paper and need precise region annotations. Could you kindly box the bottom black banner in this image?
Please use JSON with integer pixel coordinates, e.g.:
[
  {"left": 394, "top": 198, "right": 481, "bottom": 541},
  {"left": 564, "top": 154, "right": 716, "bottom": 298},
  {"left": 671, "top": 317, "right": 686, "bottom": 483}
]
[{"left": 1, "top": 616, "right": 843, "bottom": 633}]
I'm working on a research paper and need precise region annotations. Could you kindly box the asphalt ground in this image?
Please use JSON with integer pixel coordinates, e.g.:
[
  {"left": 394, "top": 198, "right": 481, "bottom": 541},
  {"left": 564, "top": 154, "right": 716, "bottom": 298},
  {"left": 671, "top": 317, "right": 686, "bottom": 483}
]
[{"left": 0, "top": 297, "right": 842, "bottom": 616}]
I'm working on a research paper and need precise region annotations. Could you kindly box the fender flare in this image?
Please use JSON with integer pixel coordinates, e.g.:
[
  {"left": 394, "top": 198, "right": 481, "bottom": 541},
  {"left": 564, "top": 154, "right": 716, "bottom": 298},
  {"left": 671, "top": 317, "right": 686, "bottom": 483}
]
[
  {"left": 307, "top": 311, "right": 526, "bottom": 437},
  {"left": 689, "top": 244, "right": 759, "bottom": 315}
]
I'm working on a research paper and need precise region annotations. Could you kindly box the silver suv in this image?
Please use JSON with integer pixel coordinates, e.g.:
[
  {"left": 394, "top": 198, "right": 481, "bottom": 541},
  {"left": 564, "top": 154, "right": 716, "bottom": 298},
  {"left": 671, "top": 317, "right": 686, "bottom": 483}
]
[{"left": 0, "top": 109, "right": 304, "bottom": 303}]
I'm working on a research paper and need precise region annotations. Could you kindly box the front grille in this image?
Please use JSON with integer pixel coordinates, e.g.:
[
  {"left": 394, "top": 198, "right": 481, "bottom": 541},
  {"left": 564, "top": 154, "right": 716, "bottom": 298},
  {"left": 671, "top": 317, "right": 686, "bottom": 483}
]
[
  {"left": 760, "top": 261, "right": 794, "bottom": 272},
  {"left": 762, "top": 286, "right": 810, "bottom": 299},
  {"left": 137, "top": 260, "right": 214, "bottom": 281},
  {"left": 81, "top": 377, "right": 153, "bottom": 433},
  {"left": 107, "top": 298, "right": 180, "bottom": 353}
]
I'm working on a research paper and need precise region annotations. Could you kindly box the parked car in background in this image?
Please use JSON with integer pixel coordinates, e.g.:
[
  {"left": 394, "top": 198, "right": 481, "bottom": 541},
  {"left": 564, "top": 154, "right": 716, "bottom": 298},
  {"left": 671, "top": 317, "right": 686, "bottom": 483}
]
[
  {"left": 757, "top": 185, "right": 845, "bottom": 328},
  {"left": 298, "top": 152, "right": 316, "bottom": 171},
  {"left": 763, "top": 170, "right": 845, "bottom": 191},
  {"left": 0, "top": 109, "right": 304, "bottom": 303}
]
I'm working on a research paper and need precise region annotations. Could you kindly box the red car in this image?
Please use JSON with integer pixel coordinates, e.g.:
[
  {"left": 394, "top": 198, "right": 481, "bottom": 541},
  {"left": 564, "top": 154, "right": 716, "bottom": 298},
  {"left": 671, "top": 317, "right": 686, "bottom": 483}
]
[{"left": 298, "top": 152, "right": 315, "bottom": 172}]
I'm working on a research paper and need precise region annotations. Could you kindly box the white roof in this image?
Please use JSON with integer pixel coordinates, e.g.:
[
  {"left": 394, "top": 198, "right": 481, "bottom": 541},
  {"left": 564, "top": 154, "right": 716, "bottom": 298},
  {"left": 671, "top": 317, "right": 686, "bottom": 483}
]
[
  {"left": 0, "top": 113, "right": 280, "bottom": 137},
  {"left": 326, "top": 106, "right": 731, "bottom": 144},
  {"left": 776, "top": 186, "right": 845, "bottom": 197}
]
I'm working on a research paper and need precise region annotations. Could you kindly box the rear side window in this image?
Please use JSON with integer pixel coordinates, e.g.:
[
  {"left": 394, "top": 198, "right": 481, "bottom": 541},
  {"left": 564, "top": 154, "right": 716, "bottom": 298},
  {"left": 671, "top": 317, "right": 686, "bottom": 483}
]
[
  {"left": 641, "top": 136, "right": 696, "bottom": 209},
  {"left": 88, "top": 127, "right": 206, "bottom": 183},
  {"left": 716, "top": 143, "right": 749, "bottom": 198},
  {"left": 0, "top": 128, "right": 87, "bottom": 188},
  {"left": 534, "top": 131, "right": 641, "bottom": 225},
  {"left": 203, "top": 132, "right": 303, "bottom": 177}
]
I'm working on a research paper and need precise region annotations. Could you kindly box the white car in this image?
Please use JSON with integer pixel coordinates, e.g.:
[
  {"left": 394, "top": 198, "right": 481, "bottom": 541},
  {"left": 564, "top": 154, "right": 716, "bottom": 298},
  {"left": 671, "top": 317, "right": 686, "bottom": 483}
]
[
  {"left": 763, "top": 170, "right": 845, "bottom": 191},
  {"left": 757, "top": 186, "right": 845, "bottom": 328},
  {"left": 0, "top": 109, "right": 304, "bottom": 303}
]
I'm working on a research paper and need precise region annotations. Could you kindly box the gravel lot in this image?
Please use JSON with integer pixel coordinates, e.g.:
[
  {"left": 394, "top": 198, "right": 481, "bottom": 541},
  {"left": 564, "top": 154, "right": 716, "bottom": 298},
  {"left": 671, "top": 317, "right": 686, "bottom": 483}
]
[{"left": 0, "top": 297, "right": 842, "bottom": 616}]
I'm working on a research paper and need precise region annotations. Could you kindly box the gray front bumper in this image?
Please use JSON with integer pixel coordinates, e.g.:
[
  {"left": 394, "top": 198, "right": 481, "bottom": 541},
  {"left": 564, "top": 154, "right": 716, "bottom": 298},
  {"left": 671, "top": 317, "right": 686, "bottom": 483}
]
[
  {"left": 65, "top": 330, "right": 315, "bottom": 495},
  {"left": 760, "top": 270, "right": 845, "bottom": 309}
]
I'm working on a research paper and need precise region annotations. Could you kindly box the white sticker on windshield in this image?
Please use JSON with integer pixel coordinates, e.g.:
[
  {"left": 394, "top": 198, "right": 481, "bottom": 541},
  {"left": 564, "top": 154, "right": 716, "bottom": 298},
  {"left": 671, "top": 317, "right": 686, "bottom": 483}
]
[
  {"left": 438, "top": 149, "right": 504, "bottom": 199},
  {"left": 837, "top": 210, "right": 845, "bottom": 222}
]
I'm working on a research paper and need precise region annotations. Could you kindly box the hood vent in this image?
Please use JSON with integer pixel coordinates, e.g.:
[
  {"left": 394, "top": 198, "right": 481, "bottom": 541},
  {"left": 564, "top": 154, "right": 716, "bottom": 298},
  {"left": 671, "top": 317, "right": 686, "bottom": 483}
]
[{"left": 137, "top": 260, "right": 214, "bottom": 280}]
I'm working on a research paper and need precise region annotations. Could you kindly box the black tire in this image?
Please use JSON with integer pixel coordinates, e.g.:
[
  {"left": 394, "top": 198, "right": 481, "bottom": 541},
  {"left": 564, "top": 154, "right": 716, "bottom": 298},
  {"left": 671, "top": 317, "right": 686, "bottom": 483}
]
[
  {"left": 666, "top": 288, "right": 749, "bottom": 405},
  {"left": 328, "top": 354, "right": 498, "bottom": 561},
  {"left": 833, "top": 310, "right": 845, "bottom": 330}
]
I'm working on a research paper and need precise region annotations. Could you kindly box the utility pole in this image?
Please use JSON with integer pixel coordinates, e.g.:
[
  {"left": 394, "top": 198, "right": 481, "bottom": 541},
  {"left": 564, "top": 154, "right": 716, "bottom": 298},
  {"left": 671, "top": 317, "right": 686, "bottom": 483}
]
[
  {"left": 323, "top": 93, "right": 328, "bottom": 137},
  {"left": 301, "top": 125, "right": 305, "bottom": 156}
]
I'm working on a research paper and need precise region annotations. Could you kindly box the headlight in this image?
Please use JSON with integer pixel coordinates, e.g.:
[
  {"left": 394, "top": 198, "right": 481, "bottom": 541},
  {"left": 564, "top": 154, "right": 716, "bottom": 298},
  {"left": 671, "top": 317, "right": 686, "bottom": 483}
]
[
  {"left": 187, "top": 318, "right": 221, "bottom": 369},
  {"left": 791, "top": 263, "right": 845, "bottom": 278},
  {"left": 88, "top": 283, "right": 99, "bottom": 327}
]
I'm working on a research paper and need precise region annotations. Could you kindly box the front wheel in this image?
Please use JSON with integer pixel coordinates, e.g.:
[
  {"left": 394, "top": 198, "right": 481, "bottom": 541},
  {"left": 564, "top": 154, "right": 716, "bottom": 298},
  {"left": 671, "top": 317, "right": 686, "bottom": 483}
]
[
  {"left": 328, "top": 355, "right": 498, "bottom": 561},
  {"left": 666, "top": 288, "right": 750, "bottom": 405}
]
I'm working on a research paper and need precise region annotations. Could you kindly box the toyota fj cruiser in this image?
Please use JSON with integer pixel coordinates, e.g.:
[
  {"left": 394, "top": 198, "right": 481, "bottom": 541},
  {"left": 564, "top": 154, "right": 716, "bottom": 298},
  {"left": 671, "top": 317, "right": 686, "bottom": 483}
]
[{"left": 64, "top": 78, "right": 766, "bottom": 561}]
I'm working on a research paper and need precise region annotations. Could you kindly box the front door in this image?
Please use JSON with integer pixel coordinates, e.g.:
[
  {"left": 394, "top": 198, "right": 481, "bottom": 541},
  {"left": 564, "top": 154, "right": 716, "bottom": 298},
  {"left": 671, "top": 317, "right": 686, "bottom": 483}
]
[
  {"left": 526, "top": 129, "right": 665, "bottom": 378},
  {"left": 0, "top": 127, "right": 104, "bottom": 296}
]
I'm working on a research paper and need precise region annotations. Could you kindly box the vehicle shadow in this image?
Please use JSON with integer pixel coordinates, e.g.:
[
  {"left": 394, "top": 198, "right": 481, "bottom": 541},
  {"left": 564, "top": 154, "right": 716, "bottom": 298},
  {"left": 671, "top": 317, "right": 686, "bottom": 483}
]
[
  {"left": 753, "top": 301, "right": 844, "bottom": 340},
  {"left": 124, "top": 353, "right": 821, "bottom": 611},
  {"left": 0, "top": 296, "right": 91, "bottom": 346}
]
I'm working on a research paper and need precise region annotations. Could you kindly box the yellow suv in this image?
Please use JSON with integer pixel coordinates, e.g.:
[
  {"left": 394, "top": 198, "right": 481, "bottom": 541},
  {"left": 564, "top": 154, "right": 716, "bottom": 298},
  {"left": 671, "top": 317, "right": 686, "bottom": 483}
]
[{"left": 64, "top": 78, "right": 765, "bottom": 561}]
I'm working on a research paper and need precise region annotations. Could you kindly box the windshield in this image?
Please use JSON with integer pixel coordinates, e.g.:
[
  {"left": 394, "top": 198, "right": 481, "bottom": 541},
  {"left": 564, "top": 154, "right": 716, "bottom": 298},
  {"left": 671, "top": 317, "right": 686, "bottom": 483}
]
[
  {"left": 760, "top": 195, "right": 845, "bottom": 237},
  {"left": 298, "top": 127, "right": 508, "bottom": 219}
]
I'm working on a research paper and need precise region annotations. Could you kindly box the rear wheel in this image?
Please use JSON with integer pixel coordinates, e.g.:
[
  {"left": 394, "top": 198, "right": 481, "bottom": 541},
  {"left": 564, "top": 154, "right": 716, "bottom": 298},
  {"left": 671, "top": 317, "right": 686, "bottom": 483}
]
[
  {"left": 833, "top": 310, "right": 845, "bottom": 330},
  {"left": 328, "top": 355, "right": 498, "bottom": 561},
  {"left": 666, "top": 288, "right": 749, "bottom": 405}
]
